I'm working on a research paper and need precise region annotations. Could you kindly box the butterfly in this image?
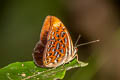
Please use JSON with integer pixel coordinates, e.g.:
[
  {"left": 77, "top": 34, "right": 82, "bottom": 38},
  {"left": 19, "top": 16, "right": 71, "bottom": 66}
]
[{"left": 32, "top": 16, "right": 99, "bottom": 68}]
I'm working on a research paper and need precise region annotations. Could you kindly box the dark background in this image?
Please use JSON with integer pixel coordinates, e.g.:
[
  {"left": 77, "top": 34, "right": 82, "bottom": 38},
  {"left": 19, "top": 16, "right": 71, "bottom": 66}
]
[{"left": 0, "top": 0, "right": 120, "bottom": 80}]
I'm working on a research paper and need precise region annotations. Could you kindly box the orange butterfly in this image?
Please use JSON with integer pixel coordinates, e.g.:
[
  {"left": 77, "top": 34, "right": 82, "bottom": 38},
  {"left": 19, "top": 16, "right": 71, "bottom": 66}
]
[{"left": 32, "top": 16, "right": 99, "bottom": 68}]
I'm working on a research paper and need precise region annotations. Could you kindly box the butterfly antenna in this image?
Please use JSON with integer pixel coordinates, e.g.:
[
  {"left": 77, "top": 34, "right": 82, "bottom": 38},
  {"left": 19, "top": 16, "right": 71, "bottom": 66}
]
[
  {"left": 75, "top": 35, "right": 81, "bottom": 46},
  {"left": 76, "top": 40, "right": 100, "bottom": 47}
]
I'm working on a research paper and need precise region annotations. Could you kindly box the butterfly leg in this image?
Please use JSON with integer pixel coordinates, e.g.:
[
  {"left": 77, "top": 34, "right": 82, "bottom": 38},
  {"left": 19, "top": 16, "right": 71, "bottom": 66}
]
[
  {"left": 61, "top": 63, "right": 66, "bottom": 72},
  {"left": 62, "top": 63, "right": 65, "bottom": 68},
  {"left": 74, "top": 54, "right": 81, "bottom": 64}
]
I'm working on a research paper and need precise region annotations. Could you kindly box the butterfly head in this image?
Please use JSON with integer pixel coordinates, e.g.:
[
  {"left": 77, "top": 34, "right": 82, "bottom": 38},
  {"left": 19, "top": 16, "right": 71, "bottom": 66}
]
[{"left": 73, "top": 46, "right": 78, "bottom": 54}]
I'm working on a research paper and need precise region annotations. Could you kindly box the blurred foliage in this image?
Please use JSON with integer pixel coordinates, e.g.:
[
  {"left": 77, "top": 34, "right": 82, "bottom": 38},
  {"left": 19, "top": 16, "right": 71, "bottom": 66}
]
[{"left": 0, "top": 0, "right": 120, "bottom": 80}]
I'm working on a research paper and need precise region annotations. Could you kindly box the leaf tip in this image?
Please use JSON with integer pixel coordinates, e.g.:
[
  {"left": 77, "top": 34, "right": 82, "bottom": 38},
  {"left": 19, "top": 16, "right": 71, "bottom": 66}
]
[{"left": 79, "top": 62, "right": 88, "bottom": 67}]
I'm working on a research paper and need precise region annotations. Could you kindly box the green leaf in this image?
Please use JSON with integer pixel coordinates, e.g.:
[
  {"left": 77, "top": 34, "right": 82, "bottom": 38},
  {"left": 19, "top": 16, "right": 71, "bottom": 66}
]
[{"left": 0, "top": 59, "right": 88, "bottom": 80}]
